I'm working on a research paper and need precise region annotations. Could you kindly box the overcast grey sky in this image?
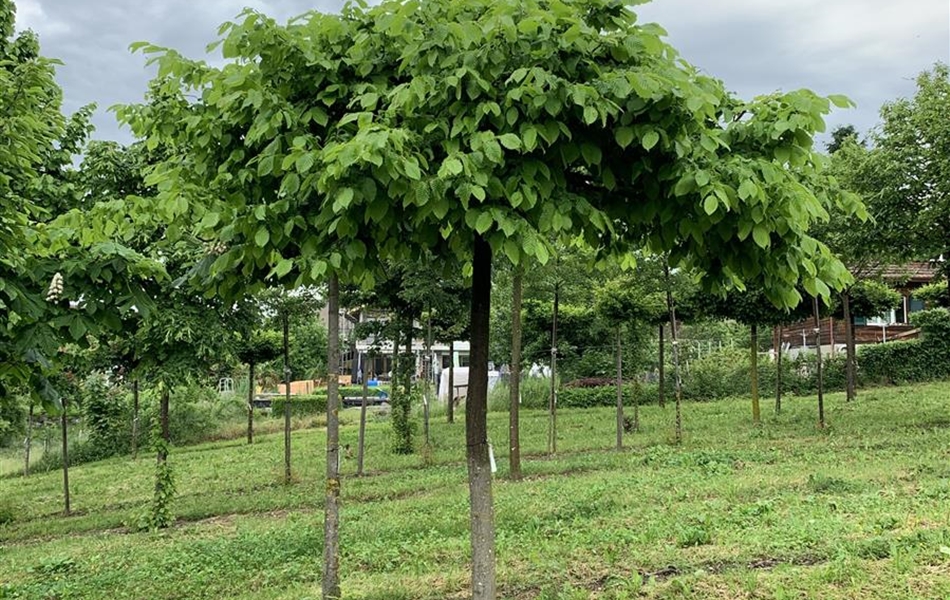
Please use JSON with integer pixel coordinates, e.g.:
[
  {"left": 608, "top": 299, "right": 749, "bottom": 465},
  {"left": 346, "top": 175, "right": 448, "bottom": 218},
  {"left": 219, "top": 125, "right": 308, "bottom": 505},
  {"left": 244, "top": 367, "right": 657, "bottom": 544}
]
[{"left": 14, "top": 0, "right": 950, "bottom": 147}]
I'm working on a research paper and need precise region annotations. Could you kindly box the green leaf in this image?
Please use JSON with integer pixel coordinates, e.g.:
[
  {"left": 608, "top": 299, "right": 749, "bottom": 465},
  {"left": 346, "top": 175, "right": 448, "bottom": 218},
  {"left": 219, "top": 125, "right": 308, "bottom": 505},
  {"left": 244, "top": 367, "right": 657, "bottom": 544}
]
[
  {"left": 583, "top": 105, "right": 598, "bottom": 125},
  {"left": 443, "top": 157, "right": 463, "bottom": 176},
  {"left": 580, "top": 143, "right": 602, "bottom": 166},
  {"left": 504, "top": 239, "right": 521, "bottom": 265},
  {"left": 296, "top": 153, "right": 315, "bottom": 174},
  {"left": 752, "top": 225, "right": 770, "bottom": 248},
  {"left": 475, "top": 211, "right": 493, "bottom": 234},
  {"left": 310, "top": 261, "right": 327, "bottom": 280},
  {"left": 615, "top": 127, "right": 635, "bottom": 149},
  {"left": 498, "top": 134, "right": 521, "bottom": 150},
  {"left": 738, "top": 180, "right": 758, "bottom": 200},
  {"left": 404, "top": 159, "right": 422, "bottom": 180},
  {"left": 334, "top": 187, "right": 355, "bottom": 211},
  {"left": 703, "top": 196, "right": 719, "bottom": 215},
  {"left": 828, "top": 94, "right": 854, "bottom": 109},
  {"left": 255, "top": 228, "right": 270, "bottom": 247},
  {"left": 641, "top": 130, "right": 659, "bottom": 151},
  {"left": 275, "top": 259, "right": 293, "bottom": 278}
]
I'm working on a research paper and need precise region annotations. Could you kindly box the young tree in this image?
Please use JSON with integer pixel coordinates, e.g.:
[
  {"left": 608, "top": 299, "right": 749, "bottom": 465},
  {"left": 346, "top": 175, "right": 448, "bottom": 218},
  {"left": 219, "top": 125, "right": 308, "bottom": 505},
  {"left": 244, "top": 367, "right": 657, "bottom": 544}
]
[
  {"left": 696, "top": 287, "right": 812, "bottom": 422},
  {"left": 236, "top": 330, "right": 281, "bottom": 444},
  {"left": 595, "top": 277, "right": 663, "bottom": 445},
  {"left": 123, "top": 0, "right": 859, "bottom": 595},
  {"left": 260, "top": 288, "right": 323, "bottom": 480}
]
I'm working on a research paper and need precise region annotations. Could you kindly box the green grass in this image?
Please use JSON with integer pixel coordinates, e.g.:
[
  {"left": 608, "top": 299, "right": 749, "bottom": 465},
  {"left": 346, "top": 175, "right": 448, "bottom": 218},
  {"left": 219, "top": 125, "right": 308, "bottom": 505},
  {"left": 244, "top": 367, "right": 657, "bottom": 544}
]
[{"left": 3, "top": 383, "right": 950, "bottom": 599}]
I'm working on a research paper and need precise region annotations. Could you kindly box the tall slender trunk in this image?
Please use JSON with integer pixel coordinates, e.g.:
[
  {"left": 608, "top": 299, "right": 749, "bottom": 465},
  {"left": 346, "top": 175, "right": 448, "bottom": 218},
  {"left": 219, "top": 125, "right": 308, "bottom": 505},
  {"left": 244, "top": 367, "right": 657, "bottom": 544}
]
[
  {"left": 751, "top": 324, "right": 760, "bottom": 424},
  {"left": 615, "top": 325, "right": 625, "bottom": 448},
  {"left": 24, "top": 401, "right": 33, "bottom": 476},
  {"left": 548, "top": 280, "right": 559, "bottom": 455},
  {"left": 283, "top": 315, "right": 292, "bottom": 483},
  {"left": 247, "top": 362, "right": 255, "bottom": 444},
  {"left": 665, "top": 261, "right": 683, "bottom": 444},
  {"left": 843, "top": 290, "right": 856, "bottom": 402},
  {"left": 389, "top": 321, "right": 414, "bottom": 454},
  {"left": 357, "top": 352, "right": 368, "bottom": 477},
  {"left": 813, "top": 297, "right": 825, "bottom": 429},
  {"left": 775, "top": 326, "right": 783, "bottom": 414},
  {"left": 509, "top": 267, "right": 523, "bottom": 480},
  {"left": 658, "top": 323, "right": 666, "bottom": 408},
  {"left": 323, "top": 273, "right": 342, "bottom": 600},
  {"left": 467, "top": 234, "right": 496, "bottom": 600},
  {"left": 154, "top": 386, "right": 170, "bottom": 511},
  {"left": 447, "top": 340, "right": 455, "bottom": 424},
  {"left": 423, "top": 313, "right": 432, "bottom": 447},
  {"left": 61, "top": 398, "right": 70, "bottom": 515},
  {"left": 132, "top": 379, "right": 140, "bottom": 459}
]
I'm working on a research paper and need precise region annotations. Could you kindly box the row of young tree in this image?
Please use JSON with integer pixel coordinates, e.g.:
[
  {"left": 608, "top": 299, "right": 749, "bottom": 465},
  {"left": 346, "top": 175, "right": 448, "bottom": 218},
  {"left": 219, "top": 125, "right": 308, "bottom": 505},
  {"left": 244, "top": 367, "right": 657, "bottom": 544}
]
[{"left": 4, "top": 0, "right": 949, "bottom": 597}]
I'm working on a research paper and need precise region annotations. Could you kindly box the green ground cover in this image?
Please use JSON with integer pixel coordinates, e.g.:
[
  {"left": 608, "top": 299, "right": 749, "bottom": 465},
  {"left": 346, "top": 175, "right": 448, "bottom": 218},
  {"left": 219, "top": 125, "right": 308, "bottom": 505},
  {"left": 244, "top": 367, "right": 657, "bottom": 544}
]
[{"left": 3, "top": 383, "right": 950, "bottom": 599}]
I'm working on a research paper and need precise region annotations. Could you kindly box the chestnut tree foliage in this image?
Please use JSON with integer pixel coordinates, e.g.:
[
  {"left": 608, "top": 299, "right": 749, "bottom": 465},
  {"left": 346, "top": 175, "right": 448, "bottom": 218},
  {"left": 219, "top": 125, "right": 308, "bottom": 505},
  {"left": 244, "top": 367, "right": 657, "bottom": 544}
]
[{"left": 118, "top": 0, "right": 861, "bottom": 596}]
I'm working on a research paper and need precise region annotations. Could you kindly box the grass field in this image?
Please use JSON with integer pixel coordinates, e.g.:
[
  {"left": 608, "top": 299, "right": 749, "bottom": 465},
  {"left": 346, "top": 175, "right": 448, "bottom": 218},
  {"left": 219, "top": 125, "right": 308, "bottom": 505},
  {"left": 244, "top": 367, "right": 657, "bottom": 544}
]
[{"left": 2, "top": 383, "right": 950, "bottom": 599}]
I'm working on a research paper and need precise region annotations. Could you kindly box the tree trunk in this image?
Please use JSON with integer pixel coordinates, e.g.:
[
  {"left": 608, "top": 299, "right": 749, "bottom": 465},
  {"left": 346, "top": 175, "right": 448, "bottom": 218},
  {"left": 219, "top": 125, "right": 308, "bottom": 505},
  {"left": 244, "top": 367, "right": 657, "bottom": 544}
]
[
  {"left": 357, "top": 353, "right": 368, "bottom": 477},
  {"left": 813, "top": 297, "right": 825, "bottom": 429},
  {"left": 509, "top": 267, "right": 523, "bottom": 480},
  {"left": 323, "top": 273, "right": 342, "bottom": 600},
  {"left": 658, "top": 323, "right": 666, "bottom": 408},
  {"left": 424, "top": 313, "right": 432, "bottom": 448},
  {"left": 246, "top": 361, "right": 255, "bottom": 445},
  {"left": 665, "top": 261, "right": 683, "bottom": 444},
  {"left": 548, "top": 280, "right": 559, "bottom": 455},
  {"left": 775, "top": 326, "right": 783, "bottom": 414},
  {"left": 467, "top": 234, "right": 496, "bottom": 600},
  {"left": 283, "top": 315, "right": 292, "bottom": 483},
  {"left": 843, "top": 290, "right": 856, "bottom": 402},
  {"left": 132, "top": 379, "right": 140, "bottom": 459},
  {"left": 61, "top": 398, "right": 71, "bottom": 515},
  {"left": 24, "top": 401, "right": 33, "bottom": 476},
  {"left": 159, "top": 387, "right": 170, "bottom": 455},
  {"left": 154, "top": 386, "right": 170, "bottom": 513},
  {"left": 390, "top": 321, "right": 414, "bottom": 454},
  {"left": 751, "top": 324, "right": 760, "bottom": 424},
  {"left": 448, "top": 340, "right": 455, "bottom": 424},
  {"left": 616, "top": 325, "right": 624, "bottom": 449}
]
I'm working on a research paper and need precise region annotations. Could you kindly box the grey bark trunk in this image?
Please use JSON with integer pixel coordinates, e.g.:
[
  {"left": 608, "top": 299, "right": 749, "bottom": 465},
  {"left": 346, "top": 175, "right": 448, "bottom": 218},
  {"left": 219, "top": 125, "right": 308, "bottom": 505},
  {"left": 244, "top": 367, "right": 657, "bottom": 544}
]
[
  {"left": 548, "top": 281, "right": 559, "bottom": 455},
  {"left": 843, "top": 290, "right": 856, "bottom": 402},
  {"left": 658, "top": 323, "right": 666, "bottom": 408},
  {"left": 24, "top": 401, "right": 32, "bottom": 476},
  {"left": 155, "top": 386, "right": 170, "bottom": 510},
  {"left": 424, "top": 314, "right": 432, "bottom": 447},
  {"left": 665, "top": 261, "right": 683, "bottom": 444},
  {"left": 616, "top": 325, "right": 624, "bottom": 449},
  {"left": 323, "top": 273, "right": 342, "bottom": 600},
  {"left": 775, "top": 326, "right": 783, "bottom": 414},
  {"left": 283, "top": 315, "right": 292, "bottom": 483},
  {"left": 132, "top": 379, "right": 139, "bottom": 459},
  {"left": 247, "top": 362, "right": 255, "bottom": 444},
  {"left": 751, "top": 324, "right": 760, "bottom": 424},
  {"left": 448, "top": 340, "right": 455, "bottom": 424},
  {"left": 813, "top": 297, "right": 825, "bottom": 428},
  {"left": 467, "top": 234, "right": 496, "bottom": 600},
  {"left": 357, "top": 353, "right": 368, "bottom": 477},
  {"left": 509, "top": 267, "right": 523, "bottom": 480},
  {"left": 62, "top": 398, "right": 70, "bottom": 515}
]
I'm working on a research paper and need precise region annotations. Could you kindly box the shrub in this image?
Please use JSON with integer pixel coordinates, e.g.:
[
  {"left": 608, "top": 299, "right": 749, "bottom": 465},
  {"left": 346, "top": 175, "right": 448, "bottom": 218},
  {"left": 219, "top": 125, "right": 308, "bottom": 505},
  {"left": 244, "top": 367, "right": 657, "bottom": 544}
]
[
  {"left": 488, "top": 377, "right": 552, "bottom": 411},
  {"left": 558, "top": 383, "right": 640, "bottom": 409},
  {"left": 859, "top": 309, "right": 950, "bottom": 385},
  {"left": 270, "top": 393, "right": 328, "bottom": 417}
]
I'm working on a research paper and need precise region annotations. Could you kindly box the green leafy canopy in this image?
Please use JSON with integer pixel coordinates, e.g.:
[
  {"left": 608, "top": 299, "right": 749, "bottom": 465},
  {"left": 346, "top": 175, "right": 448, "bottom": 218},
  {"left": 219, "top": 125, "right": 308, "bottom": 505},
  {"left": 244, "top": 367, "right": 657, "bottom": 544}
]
[{"left": 120, "top": 0, "right": 858, "bottom": 308}]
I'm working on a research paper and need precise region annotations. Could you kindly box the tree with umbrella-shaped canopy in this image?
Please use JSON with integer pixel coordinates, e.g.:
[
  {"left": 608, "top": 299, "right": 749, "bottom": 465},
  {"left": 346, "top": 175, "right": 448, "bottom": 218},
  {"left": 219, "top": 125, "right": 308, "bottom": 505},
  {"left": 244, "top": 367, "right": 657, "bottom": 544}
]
[{"left": 120, "top": 0, "right": 861, "bottom": 596}]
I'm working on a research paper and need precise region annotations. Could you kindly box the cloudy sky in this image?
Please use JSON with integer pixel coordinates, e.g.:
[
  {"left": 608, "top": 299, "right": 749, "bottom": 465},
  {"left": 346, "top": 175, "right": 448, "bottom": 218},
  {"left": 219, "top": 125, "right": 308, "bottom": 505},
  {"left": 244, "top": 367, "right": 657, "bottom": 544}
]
[{"left": 14, "top": 0, "right": 950, "bottom": 147}]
